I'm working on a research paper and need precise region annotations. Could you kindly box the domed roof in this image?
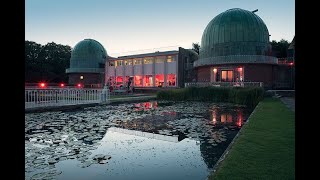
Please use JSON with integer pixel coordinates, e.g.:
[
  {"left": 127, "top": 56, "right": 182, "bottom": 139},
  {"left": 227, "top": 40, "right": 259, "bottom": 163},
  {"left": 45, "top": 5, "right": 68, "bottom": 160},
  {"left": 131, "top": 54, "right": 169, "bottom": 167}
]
[
  {"left": 67, "top": 39, "right": 107, "bottom": 73},
  {"left": 200, "top": 8, "right": 271, "bottom": 59}
]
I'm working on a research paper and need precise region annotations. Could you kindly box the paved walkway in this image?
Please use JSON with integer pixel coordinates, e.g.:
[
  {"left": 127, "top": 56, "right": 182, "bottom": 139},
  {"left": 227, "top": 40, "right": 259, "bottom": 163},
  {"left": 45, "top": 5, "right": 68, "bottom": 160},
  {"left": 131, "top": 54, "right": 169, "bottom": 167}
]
[{"left": 280, "top": 97, "right": 295, "bottom": 112}]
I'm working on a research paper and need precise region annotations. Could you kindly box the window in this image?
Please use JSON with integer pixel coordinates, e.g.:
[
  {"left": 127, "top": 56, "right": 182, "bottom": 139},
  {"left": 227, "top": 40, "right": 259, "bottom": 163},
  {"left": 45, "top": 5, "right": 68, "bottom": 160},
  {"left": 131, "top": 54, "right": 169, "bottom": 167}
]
[
  {"left": 167, "top": 55, "right": 176, "bottom": 63},
  {"left": 155, "top": 74, "right": 164, "bottom": 87},
  {"left": 134, "top": 75, "right": 143, "bottom": 86},
  {"left": 144, "top": 75, "right": 153, "bottom": 86},
  {"left": 117, "top": 60, "right": 123, "bottom": 66},
  {"left": 144, "top": 57, "right": 153, "bottom": 64},
  {"left": 167, "top": 74, "right": 176, "bottom": 86},
  {"left": 109, "top": 61, "right": 115, "bottom": 66},
  {"left": 124, "top": 60, "right": 133, "bottom": 66},
  {"left": 134, "top": 58, "right": 142, "bottom": 65},
  {"left": 155, "top": 56, "right": 166, "bottom": 63},
  {"left": 221, "top": 70, "right": 233, "bottom": 82},
  {"left": 116, "top": 76, "right": 123, "bottom": 86}
]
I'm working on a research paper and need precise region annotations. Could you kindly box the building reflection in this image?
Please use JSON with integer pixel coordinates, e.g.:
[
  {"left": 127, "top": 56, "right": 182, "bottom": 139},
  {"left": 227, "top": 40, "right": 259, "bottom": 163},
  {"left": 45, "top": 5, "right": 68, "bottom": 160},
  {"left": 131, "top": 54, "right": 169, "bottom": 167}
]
[
  {"left": 210, "top": 108, "right": 244, "bottom": 129},
  {"left": 116, "top": 102, "right": 248, "bottom": 169},
  {"left": 134, "top": 101, "right": 158, "bottom": 111}
]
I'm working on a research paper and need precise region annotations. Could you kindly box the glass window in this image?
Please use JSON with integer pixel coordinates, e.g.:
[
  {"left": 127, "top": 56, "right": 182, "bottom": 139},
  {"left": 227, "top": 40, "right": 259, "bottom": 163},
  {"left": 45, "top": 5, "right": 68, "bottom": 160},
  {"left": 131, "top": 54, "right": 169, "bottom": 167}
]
[
  {"left": 144, "top": 57, "right": 153, "bottom": 64},
  {"left": 109, "top": 61, "right": 115, "bottom": 66},
  {"left": 167, "top": 74, "right": 176, "bottom": 86},
  {"left": 124, "top": 60, "right": 132, "bottom": 66},
  {"left": 116, "top": 76, "right": 123, "bottom": 87},
  {"left": 134, "top": 75, "right": 143, "bottom": 86},
  {"left": 167, "top": 55, "right": 176, "bottom": 63},
  {"left": 155, "top": 56, "right": 166, "bottom": 63},
  {"left": 118, "top": 60, "right": 123, "bottom": 66},
  {"left": 134, "top": 58, "right": 142, "bottom": 65},
  {"left": 144, "top": 75, "right": 153, "bottom": 86},
  {"left": 155, "top": 74, "right": 164, "bottom": 87},
  {"left": 221, "top": 70, "right": 233, "bottom": 82}
]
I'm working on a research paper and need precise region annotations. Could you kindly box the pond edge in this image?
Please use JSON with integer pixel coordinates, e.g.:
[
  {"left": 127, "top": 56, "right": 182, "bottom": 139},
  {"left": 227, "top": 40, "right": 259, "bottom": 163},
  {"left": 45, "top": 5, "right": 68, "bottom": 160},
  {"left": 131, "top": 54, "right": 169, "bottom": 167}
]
[{"left": 207, "top": 99, "right": 262, "bottom": 179}]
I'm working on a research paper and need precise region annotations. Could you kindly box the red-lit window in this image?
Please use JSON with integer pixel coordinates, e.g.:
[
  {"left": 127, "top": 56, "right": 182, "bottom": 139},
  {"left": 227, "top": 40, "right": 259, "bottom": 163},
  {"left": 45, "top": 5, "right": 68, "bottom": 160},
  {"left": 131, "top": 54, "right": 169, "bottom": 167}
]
[
  {"left": 167, "top": 74, "right": 176, "bottom": 86},
  {"left": 155, "top": 74, "right": 164, "bottom": 87},
  {"left": 221, "top": 70, "right": 233, "bottom": 82},
  {"left": 116, "top": 76, "right": 123, "bottom": 86},
  {"left": 144, "top": 75, "right": 153, "bottom": 87},
  {"left": 134, "top": 76, "right": 143, "bottom": 86}
]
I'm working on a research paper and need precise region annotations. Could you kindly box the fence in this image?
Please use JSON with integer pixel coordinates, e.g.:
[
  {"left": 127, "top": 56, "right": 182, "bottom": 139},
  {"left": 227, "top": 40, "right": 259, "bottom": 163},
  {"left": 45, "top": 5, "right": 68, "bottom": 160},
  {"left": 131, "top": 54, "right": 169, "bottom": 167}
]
[
  {"left": 185, "top": 82, "right": 263, "bottom": 88},
  {"left": 25, "top": 87, "right": 110, "bottom": 109}
]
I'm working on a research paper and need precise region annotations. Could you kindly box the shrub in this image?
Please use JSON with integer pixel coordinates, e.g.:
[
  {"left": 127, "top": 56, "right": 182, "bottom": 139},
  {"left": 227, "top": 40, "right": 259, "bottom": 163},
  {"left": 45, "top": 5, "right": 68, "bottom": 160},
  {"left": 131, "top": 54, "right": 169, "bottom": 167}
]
[{"left": 156, "top": 87, "right": 264, "bottom": 107}]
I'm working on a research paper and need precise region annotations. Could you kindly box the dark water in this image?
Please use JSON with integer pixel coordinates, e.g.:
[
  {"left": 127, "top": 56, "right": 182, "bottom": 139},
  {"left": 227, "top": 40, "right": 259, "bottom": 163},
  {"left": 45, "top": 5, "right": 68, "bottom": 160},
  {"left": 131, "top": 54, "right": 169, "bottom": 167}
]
[{"left": 25, "top": 101, "right": 252, "bottom": 180}]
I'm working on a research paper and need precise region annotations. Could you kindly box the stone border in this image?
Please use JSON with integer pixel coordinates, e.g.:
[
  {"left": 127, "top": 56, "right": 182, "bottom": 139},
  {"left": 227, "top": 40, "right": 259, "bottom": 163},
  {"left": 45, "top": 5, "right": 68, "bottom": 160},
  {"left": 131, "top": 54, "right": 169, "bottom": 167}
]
[{"left": 207, "top": 100, "right": 262, "bottom": 179}]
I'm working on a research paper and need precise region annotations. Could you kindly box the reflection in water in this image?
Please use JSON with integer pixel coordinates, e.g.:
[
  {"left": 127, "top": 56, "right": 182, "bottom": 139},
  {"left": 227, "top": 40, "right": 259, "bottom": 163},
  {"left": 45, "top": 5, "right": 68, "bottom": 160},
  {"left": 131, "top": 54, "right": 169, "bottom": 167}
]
[
  {"left": 210, "top": 107, "right": 244, "bottom": 129},
  {"left": 25, "top": 101, "right": 252, "bottom": 180}
]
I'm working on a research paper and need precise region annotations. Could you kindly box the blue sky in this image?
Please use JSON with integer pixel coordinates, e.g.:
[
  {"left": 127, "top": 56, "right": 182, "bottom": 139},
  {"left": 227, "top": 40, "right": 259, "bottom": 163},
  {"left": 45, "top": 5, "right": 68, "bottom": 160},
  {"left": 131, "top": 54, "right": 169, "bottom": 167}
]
[{"left": 25, "top": 0, "right": 295, "bottom": 57}]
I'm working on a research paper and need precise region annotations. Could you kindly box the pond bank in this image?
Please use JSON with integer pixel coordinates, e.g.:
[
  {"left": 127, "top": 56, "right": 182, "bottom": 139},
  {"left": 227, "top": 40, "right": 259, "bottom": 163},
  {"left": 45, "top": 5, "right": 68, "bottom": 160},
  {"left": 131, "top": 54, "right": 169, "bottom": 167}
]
[
  {"left": 25, "top": 95, "right": 156, "bottom": 113},
  {"left": 209, "top": 98, "right": 295, "bottom": 179}
]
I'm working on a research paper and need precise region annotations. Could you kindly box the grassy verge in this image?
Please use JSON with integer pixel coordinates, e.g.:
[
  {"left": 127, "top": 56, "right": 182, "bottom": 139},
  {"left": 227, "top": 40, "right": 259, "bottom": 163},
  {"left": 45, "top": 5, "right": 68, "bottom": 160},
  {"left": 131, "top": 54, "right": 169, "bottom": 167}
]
[{"left": 210, "top": 98, "right": 295, "bottom": 179}]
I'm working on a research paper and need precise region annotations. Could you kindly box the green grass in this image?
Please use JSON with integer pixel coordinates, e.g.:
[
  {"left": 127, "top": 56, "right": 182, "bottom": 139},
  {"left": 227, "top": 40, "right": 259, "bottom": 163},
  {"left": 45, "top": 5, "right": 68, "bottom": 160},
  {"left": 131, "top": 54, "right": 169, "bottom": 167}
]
[{"left": 210, "top": 98, "right": 295, "bottom": 180}]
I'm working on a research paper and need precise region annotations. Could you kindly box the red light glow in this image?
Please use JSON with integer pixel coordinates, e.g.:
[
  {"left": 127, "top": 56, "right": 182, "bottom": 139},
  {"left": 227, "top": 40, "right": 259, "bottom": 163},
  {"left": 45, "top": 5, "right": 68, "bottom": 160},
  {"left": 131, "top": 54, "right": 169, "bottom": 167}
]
[
  {"left": 237, "top": 110, "right": 243, "bottom": 127},
  {"left": 238, "top": 67, "right": 243, "bottom": 72},
  {"left": 39, "top": 83, "right": 46, "bottom": 88},
  {"left": 77, "top": 84, "right": 82, "bottom": 87},
  {"left": 289, "top": 62, "right": 294, "bottom": 66},
  {"left": 60, "top": 83, "right": 65, "bottom": 87}
]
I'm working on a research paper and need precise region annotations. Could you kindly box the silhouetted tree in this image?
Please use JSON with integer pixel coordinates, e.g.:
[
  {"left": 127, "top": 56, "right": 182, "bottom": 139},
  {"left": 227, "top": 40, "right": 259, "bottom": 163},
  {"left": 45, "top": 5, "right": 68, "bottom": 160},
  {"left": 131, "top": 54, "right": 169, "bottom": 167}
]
[
  {"left": 270, "top": 39, "right": 290, "bottom": 58},
  {"left": 192, "top": 43, "right": 200, "bottom": 54},
  {"left": 25, "top": 41, "right": 71, "bottom": 83}
]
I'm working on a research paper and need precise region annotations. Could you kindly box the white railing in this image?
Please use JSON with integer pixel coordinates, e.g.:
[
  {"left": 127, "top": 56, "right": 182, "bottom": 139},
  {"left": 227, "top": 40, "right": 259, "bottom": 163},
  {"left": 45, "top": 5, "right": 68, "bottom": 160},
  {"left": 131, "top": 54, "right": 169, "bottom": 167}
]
[
  {"left": 25, "top": 87, "right": 110, "bottom": 109},
  {"left": 185, "top": 82, "right": 263, "bottom": 88},
  {"left": 194, "top": 55, "right": 278, "bottom": 67}
]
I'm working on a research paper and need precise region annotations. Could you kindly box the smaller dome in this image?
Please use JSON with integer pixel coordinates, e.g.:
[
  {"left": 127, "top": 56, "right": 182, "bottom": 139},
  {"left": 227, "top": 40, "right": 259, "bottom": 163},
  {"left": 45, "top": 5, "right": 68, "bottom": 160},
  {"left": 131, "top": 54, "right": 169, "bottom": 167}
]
[{"left": 67, "top": 39, "right": 107, "bottom": 73}]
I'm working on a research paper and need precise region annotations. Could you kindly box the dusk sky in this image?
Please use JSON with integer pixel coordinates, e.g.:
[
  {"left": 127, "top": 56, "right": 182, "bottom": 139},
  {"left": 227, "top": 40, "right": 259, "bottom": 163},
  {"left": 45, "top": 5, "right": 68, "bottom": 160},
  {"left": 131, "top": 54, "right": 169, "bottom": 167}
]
[{"left": 26, "top": 0, "right": 295, "bottom": 57}]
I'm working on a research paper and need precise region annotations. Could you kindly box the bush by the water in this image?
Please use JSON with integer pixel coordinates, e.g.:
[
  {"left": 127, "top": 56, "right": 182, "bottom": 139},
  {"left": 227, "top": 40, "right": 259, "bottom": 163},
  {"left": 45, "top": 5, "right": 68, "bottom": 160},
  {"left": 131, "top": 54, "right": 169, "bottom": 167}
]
[{"left": 157, "top": 87, "right": 264, "bottom": 107}]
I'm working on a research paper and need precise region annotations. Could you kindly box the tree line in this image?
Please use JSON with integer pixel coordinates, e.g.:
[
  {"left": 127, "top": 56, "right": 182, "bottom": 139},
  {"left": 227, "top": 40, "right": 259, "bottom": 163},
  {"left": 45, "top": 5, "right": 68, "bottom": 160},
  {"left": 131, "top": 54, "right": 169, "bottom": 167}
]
[{"left": 25, "top": 40, "right": 71, "bottom": 83}]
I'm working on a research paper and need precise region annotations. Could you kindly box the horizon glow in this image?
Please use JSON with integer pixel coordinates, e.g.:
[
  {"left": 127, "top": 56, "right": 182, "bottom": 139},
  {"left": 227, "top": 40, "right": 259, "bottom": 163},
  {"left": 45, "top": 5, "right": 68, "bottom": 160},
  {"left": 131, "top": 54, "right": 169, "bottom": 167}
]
[{"left": 26, "top": 0, "right": 295, "bottom": 57}]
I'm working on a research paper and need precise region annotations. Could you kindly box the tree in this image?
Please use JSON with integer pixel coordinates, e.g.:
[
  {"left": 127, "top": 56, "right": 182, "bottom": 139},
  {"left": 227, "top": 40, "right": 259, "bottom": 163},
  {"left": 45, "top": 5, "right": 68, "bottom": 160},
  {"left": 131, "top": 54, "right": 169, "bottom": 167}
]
[
  {"left": 25, "top": 41, "right": 42, "bottom": 82},
  {"left": 25, "top": 40, "right": 71, "bottom": 83},
  {"left": 192, "top": 43, "right": 200, "bottom": 55},
  {"left": 270, "top": 39, "right": 290, "bottom": 58}
]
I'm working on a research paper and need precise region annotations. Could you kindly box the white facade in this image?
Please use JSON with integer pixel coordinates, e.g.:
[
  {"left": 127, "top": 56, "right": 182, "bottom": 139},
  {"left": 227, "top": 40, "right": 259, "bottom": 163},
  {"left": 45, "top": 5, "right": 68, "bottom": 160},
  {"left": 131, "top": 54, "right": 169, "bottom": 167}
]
[{"left": 105, "top": 52, "right": 178, "bottom": 88}]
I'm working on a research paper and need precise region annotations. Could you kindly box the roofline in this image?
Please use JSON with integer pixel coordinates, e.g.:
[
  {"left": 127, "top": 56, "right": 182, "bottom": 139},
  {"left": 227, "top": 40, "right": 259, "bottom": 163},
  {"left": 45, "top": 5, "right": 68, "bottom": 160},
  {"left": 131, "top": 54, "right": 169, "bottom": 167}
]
[{"left": 115, "top": 50, "right": 179, "bottom": 59}]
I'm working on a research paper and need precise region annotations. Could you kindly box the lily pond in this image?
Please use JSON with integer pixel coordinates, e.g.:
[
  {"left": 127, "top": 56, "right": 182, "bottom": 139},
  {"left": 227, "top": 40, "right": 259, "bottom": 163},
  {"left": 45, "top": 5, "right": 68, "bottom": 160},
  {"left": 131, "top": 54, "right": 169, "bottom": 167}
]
[{"left": 25, "top": 101, "right": 253, "bottom": 180}]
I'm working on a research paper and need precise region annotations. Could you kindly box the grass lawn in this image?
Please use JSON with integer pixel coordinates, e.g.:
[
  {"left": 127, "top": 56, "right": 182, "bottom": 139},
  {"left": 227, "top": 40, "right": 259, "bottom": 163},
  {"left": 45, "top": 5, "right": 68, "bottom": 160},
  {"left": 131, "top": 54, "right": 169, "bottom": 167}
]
[{"left": 210, "top": 98, "right": 295, "bottom": 179}]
